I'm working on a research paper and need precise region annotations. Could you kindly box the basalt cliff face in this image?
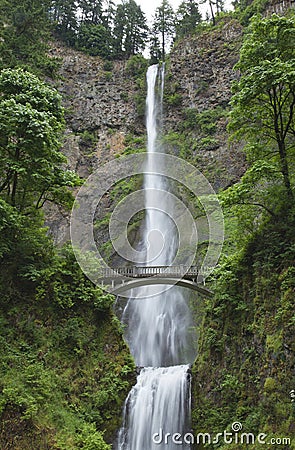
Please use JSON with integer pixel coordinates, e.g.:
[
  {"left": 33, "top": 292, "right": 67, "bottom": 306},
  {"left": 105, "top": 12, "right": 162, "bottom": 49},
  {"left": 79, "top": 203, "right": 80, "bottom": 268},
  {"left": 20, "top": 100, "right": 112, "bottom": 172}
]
[
  {"left": 46, "top": 44, "right": 143, "bottom": 242},
  {"left": 47, "top": 20, "right": 245, "bottom": 243},
  {"left": 165, "top": 18, "right": 245, "bottom": 190}
]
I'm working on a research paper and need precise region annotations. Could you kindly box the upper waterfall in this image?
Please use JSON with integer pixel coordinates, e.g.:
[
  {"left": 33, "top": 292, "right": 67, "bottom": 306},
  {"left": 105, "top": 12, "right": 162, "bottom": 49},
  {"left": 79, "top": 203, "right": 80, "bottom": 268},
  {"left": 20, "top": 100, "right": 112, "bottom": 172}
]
[{"left": 122, "top": 64, "right": 197, "bottom": 367}]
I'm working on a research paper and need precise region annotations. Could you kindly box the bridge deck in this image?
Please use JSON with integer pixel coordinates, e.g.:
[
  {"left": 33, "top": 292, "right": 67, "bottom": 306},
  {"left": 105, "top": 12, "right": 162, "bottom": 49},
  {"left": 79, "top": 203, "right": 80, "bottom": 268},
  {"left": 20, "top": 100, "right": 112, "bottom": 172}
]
[
  {"left": 98, "top": 265, "right": 200, "bottom": 280},
  {"left": 98, "top": 266, "right": 213, "bottom": 297}
]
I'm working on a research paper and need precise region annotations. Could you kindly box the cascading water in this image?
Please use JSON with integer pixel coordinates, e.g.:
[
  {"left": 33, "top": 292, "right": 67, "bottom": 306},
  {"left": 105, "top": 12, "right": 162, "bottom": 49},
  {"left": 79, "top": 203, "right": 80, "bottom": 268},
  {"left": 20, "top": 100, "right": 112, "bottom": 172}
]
[
  {"left": 117, "top": 65, "right": 196, "bottom": 449},
  {"left": 117, "top": 366, "right": 191, "bottom": 450}
]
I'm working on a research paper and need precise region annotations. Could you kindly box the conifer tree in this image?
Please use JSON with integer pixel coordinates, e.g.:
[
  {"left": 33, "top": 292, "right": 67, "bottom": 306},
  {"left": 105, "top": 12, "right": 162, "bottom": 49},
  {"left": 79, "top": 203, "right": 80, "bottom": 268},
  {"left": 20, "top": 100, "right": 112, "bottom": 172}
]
[
  {"left": 152, "top": 0, "right": 175, "bottom": 60},
  {"left": 176, "top": 0, "right": 201, "bottom": 38},
  {"left": 113, "top": 0, "right": 148, "bottom": 58},
  {"left": 0, "top": 0, "right": 56, "bottom": 74}
]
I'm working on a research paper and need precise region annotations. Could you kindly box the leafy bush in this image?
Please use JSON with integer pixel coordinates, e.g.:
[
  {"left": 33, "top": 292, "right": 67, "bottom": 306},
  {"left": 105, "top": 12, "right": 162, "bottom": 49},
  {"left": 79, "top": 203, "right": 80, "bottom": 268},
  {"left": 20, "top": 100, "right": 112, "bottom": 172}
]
[
  {"left": 34, "top": 245, "right": 114, "bottom": 312},
  {"left": 126, "top": 55, "right": 148, "bottom": 77},
  {"left": 76, "top": 424, "right": 111, "bottom": 450}
]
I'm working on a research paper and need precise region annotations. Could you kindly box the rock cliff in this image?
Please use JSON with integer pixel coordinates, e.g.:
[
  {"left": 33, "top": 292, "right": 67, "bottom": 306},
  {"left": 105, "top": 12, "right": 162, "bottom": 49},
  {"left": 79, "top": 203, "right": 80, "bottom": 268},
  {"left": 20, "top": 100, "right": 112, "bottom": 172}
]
[
  {"left": 46, "top": 43, "right": 144, "bottom": 242},
  {"left": 164, "top": 18, "right": 246, "bottom": 190},
  {"left": 47, "top": 21, "right": 246, "bottom": 243}
]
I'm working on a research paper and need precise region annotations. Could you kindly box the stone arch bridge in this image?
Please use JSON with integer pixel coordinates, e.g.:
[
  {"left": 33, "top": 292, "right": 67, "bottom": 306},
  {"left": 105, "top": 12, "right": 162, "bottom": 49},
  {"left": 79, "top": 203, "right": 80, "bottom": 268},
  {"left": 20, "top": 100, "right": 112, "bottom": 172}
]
[{"left": 98, "top": 265, "right": 213, "bottom": 297}]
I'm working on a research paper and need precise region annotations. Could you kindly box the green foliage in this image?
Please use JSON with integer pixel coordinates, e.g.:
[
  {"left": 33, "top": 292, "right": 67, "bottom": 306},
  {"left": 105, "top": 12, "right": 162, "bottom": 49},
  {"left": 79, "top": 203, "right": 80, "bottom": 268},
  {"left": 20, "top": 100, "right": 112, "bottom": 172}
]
[
  {"left": 103, "top": 60, "right": 114, "bottom": 71},
  {"left": 0, "top": 56, "right": 135, "bottom": 446},
  {"left": 75, "top": 424, "right": 110, "bottom": 450},
  {"left": 0, "top": 68, "right": 80, "bottom": 212},
  {"left": 182, "top": 106, "right": 227, "bottom": 132},
  {"left": 0, "top": 232, "right": 135, "bottom": 448},
  {"left": 165, "top": 92, "right": 182, "bottom": 106},
  {"left": 192, "top": 214, "right": 295, "bottom": 443},
  {"left": 152, "top": 0, "right": 176, "bottom": 60},
  {"left": 1, "top": 361, "right": 55, "bottom": 419},
  {"left": 33, "top": 245, "right": 114, "bottom": 312},
  {"left": 220, "top": 160, "right": 282, "bottom": 222},
  {"left": 113, "top": 0, "right": 148, "bottom": 59},
  {"left": 175, "top": 0, "right": 202, "bottom": 38},
  {"left": 76, "top": 24, "right": 112, "bottom": 58},
  {"left": 103, "top": 71, "right": 112, "bottom": 81},
  {"left": 79, "top": 130, "right": 98, "bottom": 149},
  {"left": 50, "top": 0, "right": 78, "bottom": 46},
  {"left": 233, "top": 0, "right": 269, "bottom": 26},
  {"left": 126, "top": 55, "right": 149, "bottom": 77},
  {"left": 229, "top": 14, "right": 295, "bottom": 202},
  {"left": 0, "top": 201, "right": 55, "bottom": 299},
  {"left": 0, "top": 0, "right": 59, "bottom": 76}
]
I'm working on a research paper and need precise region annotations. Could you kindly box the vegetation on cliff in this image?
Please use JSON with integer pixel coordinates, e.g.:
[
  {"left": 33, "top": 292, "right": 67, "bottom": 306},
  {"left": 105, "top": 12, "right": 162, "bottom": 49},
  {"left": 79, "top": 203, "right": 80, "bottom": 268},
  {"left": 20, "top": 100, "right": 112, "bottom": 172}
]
[
  {"left": 0, "top": 0, "right": 294, "bottom": 448},
  {"left": 191, "top": 12, "right": 295, "bottom": 449},
  {"left": 0, "top": 51, "right": 135, "bottom": 450}
]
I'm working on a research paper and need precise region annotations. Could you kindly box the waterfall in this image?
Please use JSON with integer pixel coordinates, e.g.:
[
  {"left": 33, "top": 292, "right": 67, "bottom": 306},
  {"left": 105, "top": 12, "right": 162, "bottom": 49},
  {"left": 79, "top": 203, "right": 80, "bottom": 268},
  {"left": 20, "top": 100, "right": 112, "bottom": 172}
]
[
  {"left": 117, "top": 366, "right": 191, "bottom": 450},
  {"left": 117, "top": 65, "right": 195, "bottom": 449}
]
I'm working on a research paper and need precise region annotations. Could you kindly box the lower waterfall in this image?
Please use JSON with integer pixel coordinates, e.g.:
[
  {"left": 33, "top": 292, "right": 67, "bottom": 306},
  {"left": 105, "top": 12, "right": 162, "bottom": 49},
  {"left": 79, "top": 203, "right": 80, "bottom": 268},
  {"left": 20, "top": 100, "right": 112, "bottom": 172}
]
[
  {"left": 116, "top": 64, "right": 195, "bottom": 450},
  {"left": 117, "top": 366, "right": 191, "bottom": 450}
]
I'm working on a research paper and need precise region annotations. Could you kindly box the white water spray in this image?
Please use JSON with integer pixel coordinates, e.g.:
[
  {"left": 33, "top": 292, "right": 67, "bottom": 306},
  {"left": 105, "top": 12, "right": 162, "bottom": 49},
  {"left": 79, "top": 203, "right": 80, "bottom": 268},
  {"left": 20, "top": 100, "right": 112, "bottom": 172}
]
[
  {"left": 117, "top": 65, "right": 195, "bottom": 449},
  {"left": 118, "top": 366, "right": 191, "bottom": 450}
]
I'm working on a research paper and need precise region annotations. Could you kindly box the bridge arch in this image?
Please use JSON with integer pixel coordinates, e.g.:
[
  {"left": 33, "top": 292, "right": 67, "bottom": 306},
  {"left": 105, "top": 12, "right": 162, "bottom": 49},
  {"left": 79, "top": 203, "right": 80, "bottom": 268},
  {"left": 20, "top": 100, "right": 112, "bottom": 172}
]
[{"left": 110, "top": 277, "right": 213, "bottom": 297}]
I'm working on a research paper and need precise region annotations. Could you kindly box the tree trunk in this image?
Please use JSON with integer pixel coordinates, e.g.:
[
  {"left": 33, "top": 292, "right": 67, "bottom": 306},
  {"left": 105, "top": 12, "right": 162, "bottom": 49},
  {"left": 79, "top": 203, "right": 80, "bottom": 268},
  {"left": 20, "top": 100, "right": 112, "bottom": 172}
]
[
  {"left": 272, "top": 89, "right": 293, "bottom": 200},
  {"left": 209, "top": 0, "right": 215, "bottom": 26},
  {"left": 162, "top": 28, "right": 165, "bottom": 60},
  {"left": 11, "top": 147, "right": 20, "bottom": 206},
  {"left": 278, "top": 140, "right": 293, "bottom": 200}
]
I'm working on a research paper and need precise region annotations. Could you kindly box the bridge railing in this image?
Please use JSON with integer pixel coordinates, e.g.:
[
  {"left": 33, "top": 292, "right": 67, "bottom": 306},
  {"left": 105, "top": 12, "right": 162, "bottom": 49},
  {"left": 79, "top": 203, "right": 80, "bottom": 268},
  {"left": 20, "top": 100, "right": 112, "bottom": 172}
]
[{"left": 98, "top": 265, "right": 200, "bottom": 279}]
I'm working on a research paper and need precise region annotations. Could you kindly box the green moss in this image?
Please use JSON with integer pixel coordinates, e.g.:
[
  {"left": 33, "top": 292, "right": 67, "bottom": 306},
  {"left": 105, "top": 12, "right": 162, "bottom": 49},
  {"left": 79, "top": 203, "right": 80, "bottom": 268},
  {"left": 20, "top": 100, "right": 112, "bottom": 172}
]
[
  {"left": 264, "top": 377, "right": 276, "bottom": 393},
  {"left": 0, "top": 246, "right": 135, "bottom": 449},
  {"left": 191, "top": 217, "right": 295, "bottom": 446}
]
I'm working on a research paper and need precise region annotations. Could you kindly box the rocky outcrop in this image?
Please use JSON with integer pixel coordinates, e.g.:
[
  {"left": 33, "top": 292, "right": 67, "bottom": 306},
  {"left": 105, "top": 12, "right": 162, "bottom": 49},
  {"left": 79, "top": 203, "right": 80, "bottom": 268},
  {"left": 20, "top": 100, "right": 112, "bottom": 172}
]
[
  {"left": 46, "top": 22, "right": 246, "bottom": 242},
  {"left": 168, "top": 19, "right": 242, "bottom": 113},
  {"left": 49, "top": 42, "right": 143, "bottom": 170},
  {"left": 46, "top": 43, "right": 144, "bottom": 243},
  {"left": 164, "top": 19, "right": 246, "bottom": 190}
]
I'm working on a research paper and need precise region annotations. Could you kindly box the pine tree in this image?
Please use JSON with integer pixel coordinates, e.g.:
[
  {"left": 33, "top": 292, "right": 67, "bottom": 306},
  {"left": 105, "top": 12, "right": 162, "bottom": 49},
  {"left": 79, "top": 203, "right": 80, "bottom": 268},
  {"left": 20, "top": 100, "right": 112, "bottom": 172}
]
[
  {"left": 50, "top": 0, "right": 78, "bottom": 45},
  {"left": 149, "top": 29, "right": 162, "bottom": 64},
  {"left": 0, "top": 0, "right": 56, "bottom": 74},
  {"left": 152, "top": 0, "right": 175, "bottom": 60},
  {"left": 113, "top": 0, "right": 148, "bottom": 59},
  {"left": 176, "top": 0, "right": 201, "bottom": 38},
  {"left": 79, "top": 0, "right": 104, "bottom": 24}
]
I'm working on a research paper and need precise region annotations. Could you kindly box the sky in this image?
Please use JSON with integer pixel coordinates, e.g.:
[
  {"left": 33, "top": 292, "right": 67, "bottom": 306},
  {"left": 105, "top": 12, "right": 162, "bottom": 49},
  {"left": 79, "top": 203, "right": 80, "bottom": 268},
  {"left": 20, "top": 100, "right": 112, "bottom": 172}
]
[{"left": 114, "top": 0, "right": 234, "bottom": 24}]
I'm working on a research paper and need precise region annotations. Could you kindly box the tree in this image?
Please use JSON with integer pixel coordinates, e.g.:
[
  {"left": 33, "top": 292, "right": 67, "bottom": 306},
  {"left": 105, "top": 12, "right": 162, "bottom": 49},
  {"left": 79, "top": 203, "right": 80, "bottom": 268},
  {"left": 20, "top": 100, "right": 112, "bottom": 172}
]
[
  {"left": 76, "top": 23, "right": 113, "bottom": 57},
  {"left": 101, "top": 0, "right": 116, "bottom": 29},
  {"left": 149, "top": 29, "right": 162, "bottom": 64},
  {"left": 113, "top": 3, "right": 126, "bottom": 58},
  {"left": 79, "top": 0, "right": 104, "bottom": 24},
  {"left": 200, "top": 0, "right": 224, "bottom": 25},
  {"left": 123, "top": 0, "right": 148, "bottom": 57},
  {"left": 50, "top": 0, "right": 78, "bottom": 45},
  {"left": 113, "top": 0, "right": 148, "bottom": 58},
  {"left": 75, "top": 0, "right": 115, "bottom": 57},
  {"left": 176, "top": 0, "right": 201, "bottom": 38},
  {"left": 228, "top": 14, "right": 295, "bottom": 210},
  {"left": 0, "top": 68, "right": 79, "bottom": 212},
  {"left": 0, "top": 0, "right": 58, "bottom": 75},
  {"left": 152, "top": 0, "right": 175, "bottom": 60}
]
